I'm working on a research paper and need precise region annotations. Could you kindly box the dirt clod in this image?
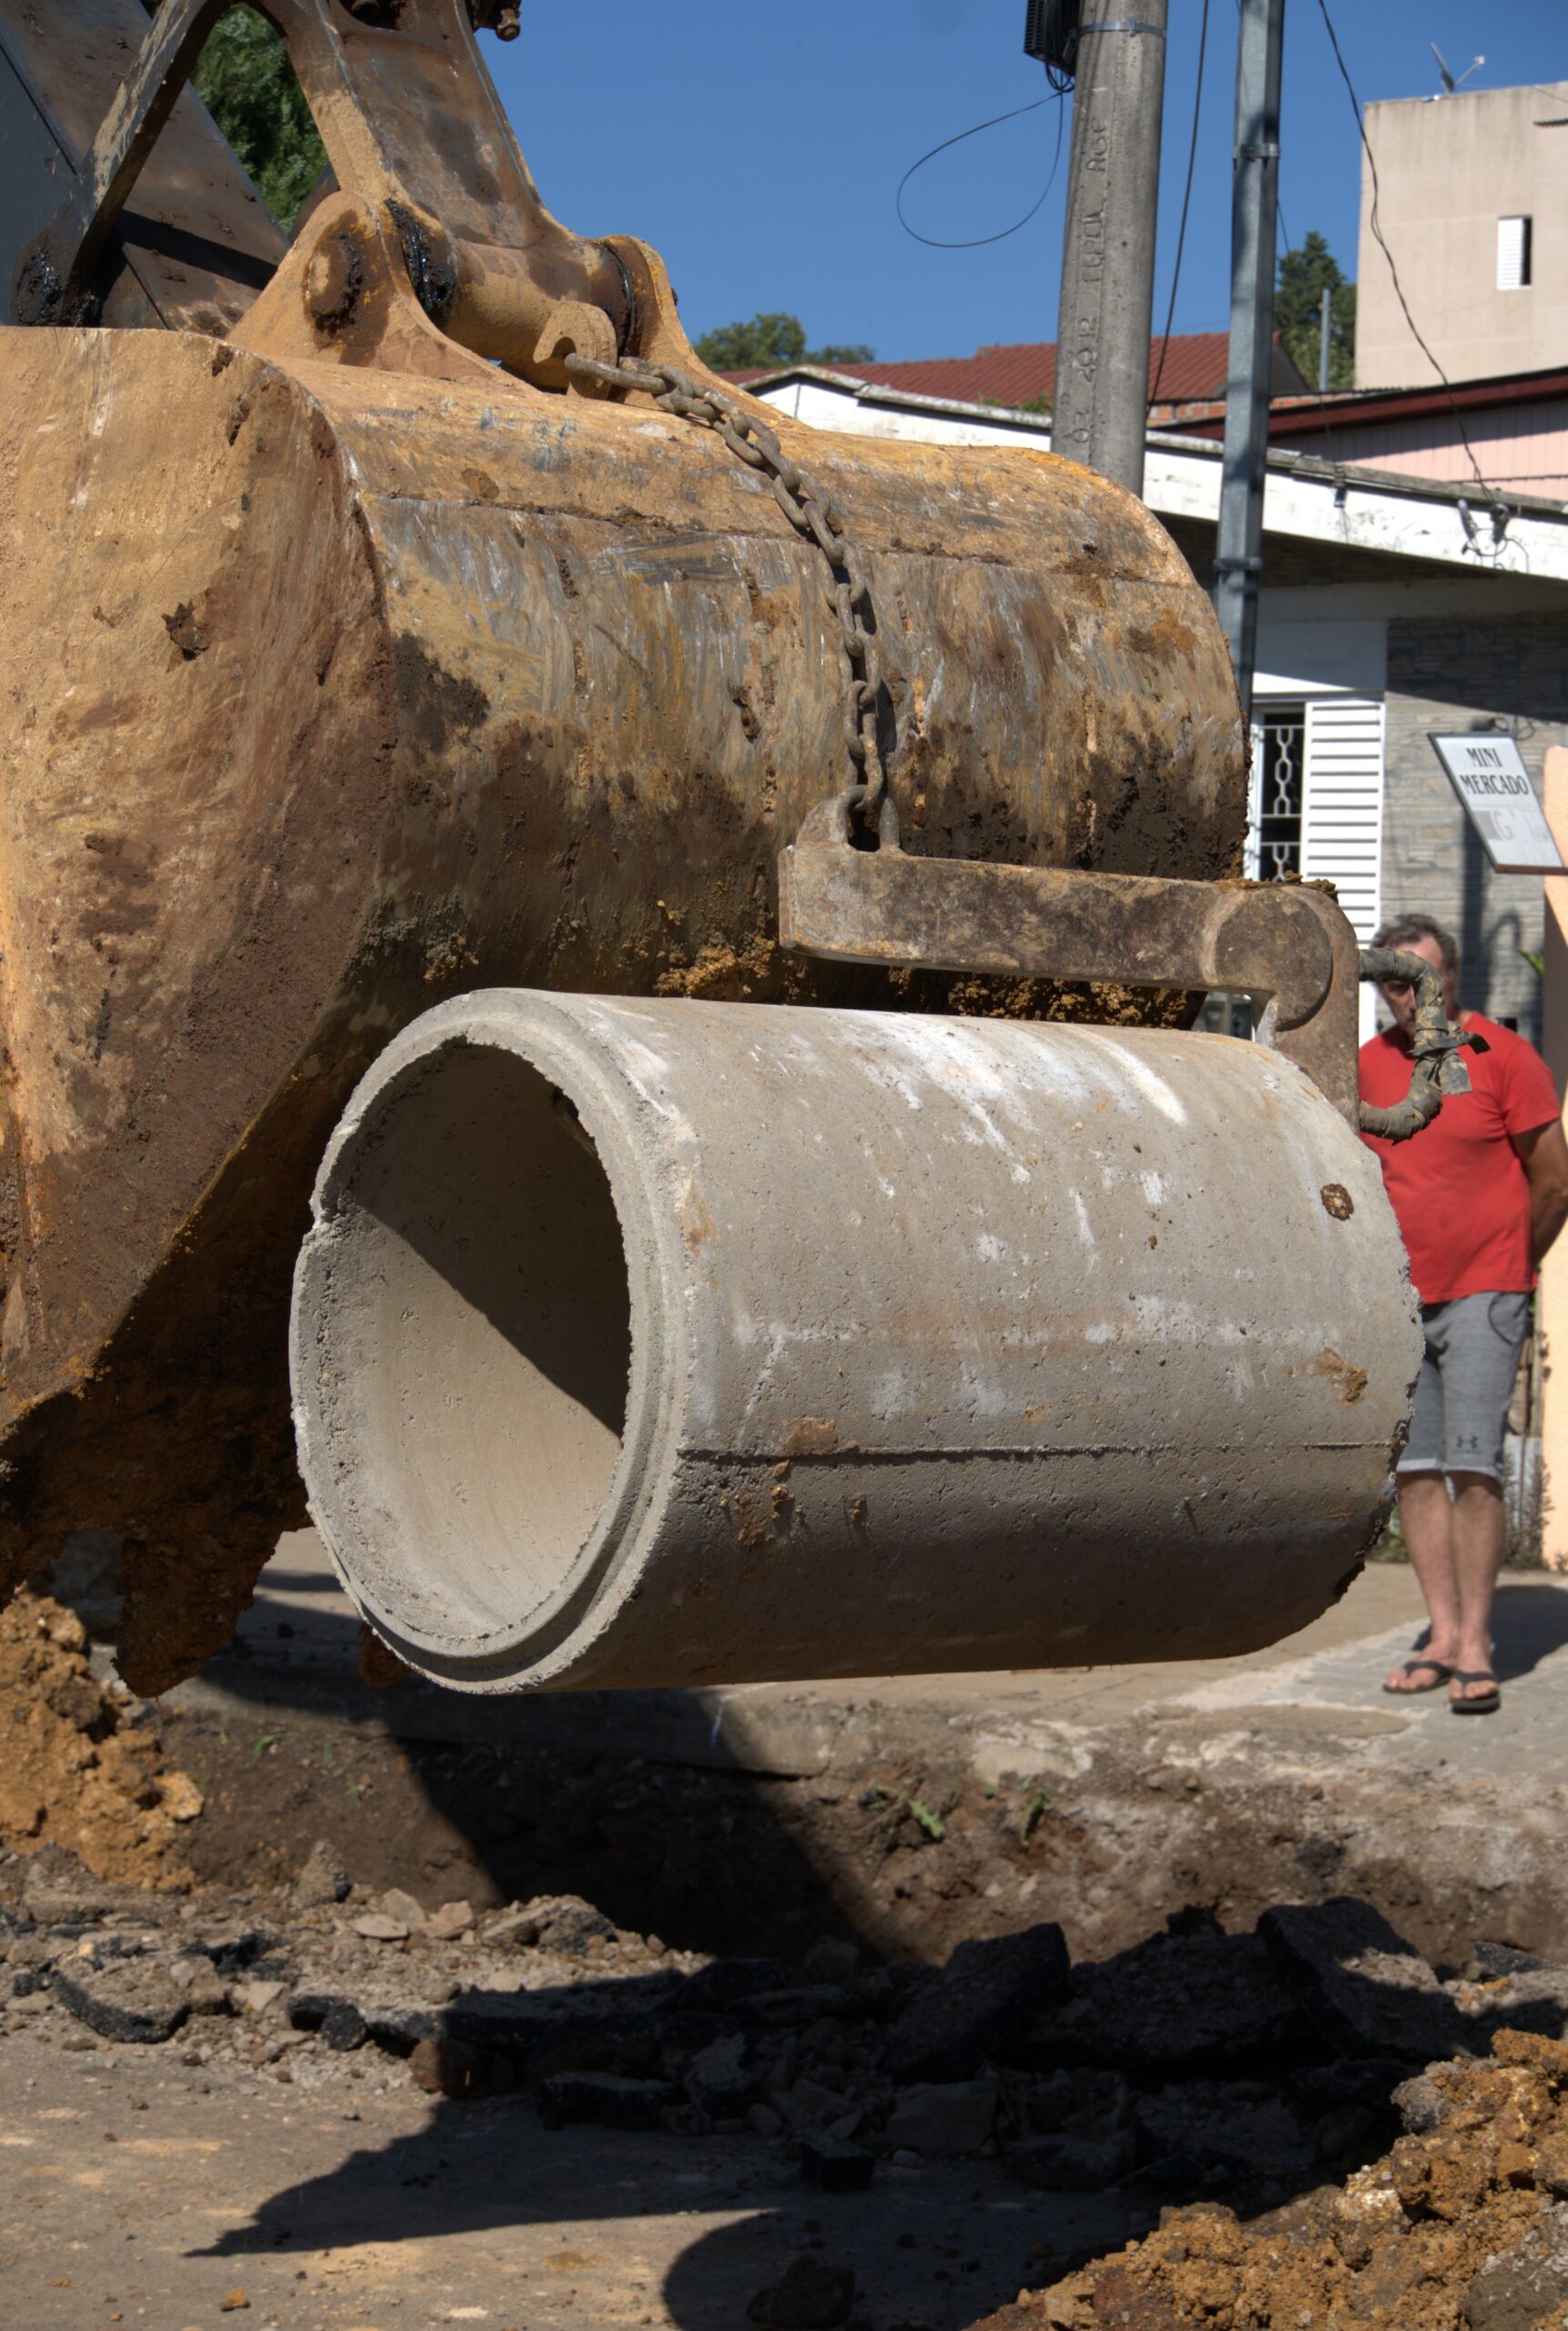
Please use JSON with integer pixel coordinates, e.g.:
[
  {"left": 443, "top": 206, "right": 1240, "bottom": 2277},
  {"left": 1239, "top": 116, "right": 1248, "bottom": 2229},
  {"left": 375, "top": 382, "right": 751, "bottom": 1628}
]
[{"left": 0, "top": 1589, "right": 199, "bottom": 1888}]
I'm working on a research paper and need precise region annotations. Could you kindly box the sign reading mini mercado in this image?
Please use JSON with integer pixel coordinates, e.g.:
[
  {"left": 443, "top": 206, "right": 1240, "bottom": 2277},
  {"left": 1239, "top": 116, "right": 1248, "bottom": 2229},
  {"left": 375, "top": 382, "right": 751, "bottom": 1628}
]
[{"left": 1431, "top": 733, "right": 1565, "bottom": 875}]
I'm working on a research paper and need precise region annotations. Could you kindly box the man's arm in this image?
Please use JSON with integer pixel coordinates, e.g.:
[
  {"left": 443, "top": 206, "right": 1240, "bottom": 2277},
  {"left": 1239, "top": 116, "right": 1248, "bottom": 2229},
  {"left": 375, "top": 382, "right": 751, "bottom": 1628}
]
[{"left": 1512, "top": 1119, "right": 1568, "bottom": 1266}]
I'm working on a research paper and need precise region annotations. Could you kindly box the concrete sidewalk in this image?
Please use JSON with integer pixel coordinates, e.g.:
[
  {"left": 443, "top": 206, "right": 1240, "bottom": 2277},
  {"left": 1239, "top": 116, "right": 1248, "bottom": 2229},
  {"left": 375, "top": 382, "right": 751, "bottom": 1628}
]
[{"left": 165, "top": 1530, "right": 1568, "bottom": 1790}]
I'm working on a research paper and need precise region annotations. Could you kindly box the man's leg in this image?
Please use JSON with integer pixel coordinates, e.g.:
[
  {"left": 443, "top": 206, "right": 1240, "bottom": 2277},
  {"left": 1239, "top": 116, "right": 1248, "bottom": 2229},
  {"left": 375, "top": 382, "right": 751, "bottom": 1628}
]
[
  {"left": 1438, "top": 1292, "right": 1529, "bottom": 1706},
  {"left": 1448, "top": 1471, "right": 1507, "bottom": 1703},
  {"left": 1384, "top": 1470, "right": 1461, "bottom": 1689},
  {"left": 1385, "top": 1305, "right": 1457, "bottom": 1692}
]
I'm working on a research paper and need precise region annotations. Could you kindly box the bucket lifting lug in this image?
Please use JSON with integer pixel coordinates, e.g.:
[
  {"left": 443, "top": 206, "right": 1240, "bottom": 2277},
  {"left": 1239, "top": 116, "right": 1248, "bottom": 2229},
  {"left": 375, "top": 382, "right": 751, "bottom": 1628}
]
[{"left": 778, "top": 793, "right": 1361, "bottom": 1126}]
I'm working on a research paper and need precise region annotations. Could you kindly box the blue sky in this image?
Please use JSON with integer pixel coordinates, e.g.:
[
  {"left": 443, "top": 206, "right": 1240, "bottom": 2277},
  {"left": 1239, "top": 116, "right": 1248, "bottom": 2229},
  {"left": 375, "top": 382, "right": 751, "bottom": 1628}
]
[{"left": 486, "top": 2, "right": 1563, "bottom": 362}]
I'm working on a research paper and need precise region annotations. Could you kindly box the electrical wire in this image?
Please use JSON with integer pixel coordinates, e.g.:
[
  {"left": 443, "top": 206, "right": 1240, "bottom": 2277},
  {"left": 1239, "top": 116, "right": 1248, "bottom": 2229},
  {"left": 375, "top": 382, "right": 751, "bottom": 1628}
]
[
  {"left": 1312, "top": 0, "right": 1508, "bottom": 529},
  {"left": 1148, "top": 0, "right": 1210, "bottom": 410},
  {"left": 896, "top": 83, "right": 1066, "bottom": 251}
]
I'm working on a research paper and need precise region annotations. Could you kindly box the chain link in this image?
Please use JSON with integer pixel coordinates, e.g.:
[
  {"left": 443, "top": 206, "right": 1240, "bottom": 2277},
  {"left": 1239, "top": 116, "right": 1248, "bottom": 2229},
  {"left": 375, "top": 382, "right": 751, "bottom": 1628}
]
[{"left": 566, "top": 351, "right": 887, "bottom": 820}]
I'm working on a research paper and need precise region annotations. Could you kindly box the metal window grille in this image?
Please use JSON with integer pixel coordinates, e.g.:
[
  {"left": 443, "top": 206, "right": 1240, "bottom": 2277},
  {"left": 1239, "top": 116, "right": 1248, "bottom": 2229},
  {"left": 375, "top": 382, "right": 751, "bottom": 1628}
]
[
  {"left": 1252, "top": 698, "right": 1306, "bottom": 880},
  {"left": 1201, "top": 698, "right": 1308, "bottom": 1039}
]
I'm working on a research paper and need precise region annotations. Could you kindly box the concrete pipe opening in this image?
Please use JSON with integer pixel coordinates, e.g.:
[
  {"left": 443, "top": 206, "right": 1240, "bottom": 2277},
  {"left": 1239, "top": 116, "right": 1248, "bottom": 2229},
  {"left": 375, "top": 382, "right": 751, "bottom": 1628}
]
[
  {"left": 293, "top": 991, "right": 1421, "bottom": 1695},
  {"left": 291, "top": 1031, "right": 652, "bottom": 1680}
]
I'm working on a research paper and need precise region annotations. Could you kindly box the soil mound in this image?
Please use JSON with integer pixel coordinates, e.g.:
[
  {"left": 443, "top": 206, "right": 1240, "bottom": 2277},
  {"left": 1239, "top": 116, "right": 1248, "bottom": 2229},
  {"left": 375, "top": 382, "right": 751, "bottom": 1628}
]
[
  {"left": 0, "top": 1588, "right": 201, "bottom": 1886},
  {"left": 988, "top": 2029, "right": 1568, "bottom": 2329}
]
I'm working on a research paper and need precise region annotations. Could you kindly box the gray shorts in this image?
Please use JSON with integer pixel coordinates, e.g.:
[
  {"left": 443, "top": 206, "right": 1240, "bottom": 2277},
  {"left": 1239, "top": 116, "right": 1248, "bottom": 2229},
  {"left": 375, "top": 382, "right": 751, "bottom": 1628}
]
[{"left": 1399, "top": 1290, "right": 1531, "bottom": 1482}]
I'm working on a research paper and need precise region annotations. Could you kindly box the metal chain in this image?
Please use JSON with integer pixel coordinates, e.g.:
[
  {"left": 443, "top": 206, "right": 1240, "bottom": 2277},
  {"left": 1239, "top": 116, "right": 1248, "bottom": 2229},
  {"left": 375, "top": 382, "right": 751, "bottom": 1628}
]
[{"left": 566, "top": 351, "right": 887, "bottom": 820}]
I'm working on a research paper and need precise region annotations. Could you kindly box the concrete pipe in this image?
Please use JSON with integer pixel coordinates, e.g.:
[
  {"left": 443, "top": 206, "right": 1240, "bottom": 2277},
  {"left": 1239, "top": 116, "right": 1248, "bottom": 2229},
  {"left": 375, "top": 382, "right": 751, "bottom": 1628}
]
[{"left": 290, "top": 993, "right": 1420, "bottom": 1694}]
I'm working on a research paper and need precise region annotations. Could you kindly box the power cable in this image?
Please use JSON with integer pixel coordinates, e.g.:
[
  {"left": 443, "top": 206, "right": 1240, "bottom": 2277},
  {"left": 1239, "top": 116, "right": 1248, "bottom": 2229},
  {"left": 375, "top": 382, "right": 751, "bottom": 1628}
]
[
  {"left": 1148, "top": 0, "right": 1210, "bottom": 410},
  {"left": 1312, "top": 0, "right": 1508, "bottom": 531},
  {"left": 896, "top": 83, "right": 1066, "bottom": 251}
]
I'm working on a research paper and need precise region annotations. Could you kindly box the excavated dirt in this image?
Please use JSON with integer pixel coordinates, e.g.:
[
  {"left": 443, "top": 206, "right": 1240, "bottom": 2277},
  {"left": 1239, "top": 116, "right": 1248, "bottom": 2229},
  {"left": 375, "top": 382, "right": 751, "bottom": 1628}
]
[
  {"left": 0, "top": 1590, "right": 201, "bottom": 1888},
  {"left": 986, "top": 2031, "right": 1568, "bottom": 2329}
]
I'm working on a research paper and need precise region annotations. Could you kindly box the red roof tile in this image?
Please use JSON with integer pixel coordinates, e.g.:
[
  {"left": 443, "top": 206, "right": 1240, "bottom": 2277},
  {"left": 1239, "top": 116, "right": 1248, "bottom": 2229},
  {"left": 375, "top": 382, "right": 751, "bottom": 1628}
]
[{"left": 727, "top": 331, "right": 1306, "bottom": 409}]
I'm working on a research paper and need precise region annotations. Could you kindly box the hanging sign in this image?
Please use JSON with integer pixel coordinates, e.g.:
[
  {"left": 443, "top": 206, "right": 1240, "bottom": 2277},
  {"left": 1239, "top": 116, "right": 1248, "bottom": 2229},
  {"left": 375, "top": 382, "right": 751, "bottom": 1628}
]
[{"left": 1431, "top": 733, "right": 1564, "bottom": 874}]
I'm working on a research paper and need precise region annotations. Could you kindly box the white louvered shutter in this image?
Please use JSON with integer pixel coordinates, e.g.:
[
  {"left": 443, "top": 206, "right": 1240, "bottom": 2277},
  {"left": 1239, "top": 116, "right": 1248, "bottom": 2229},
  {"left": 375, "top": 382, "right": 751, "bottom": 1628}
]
[
  {"left": 1497, "top": 216, "right": 1532, "bottom": 291},
  {"left": 1301, "top": 696, "right": 1384, "bottom": 942},
  {"left": 1301, "top": 696, "right": 1385, "bottom": 1042}
]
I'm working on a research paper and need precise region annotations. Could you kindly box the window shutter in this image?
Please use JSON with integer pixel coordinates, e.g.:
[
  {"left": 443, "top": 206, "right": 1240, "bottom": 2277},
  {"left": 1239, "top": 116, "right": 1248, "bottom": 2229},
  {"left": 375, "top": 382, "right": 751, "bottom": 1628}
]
[
  {"left": 1301, "top": 696, "right": 1385, "bottom": 1045},
  {"left": 1301, "top": 696, "right": 1384, "bottom": 943},
  {"left": 1498, "top": 216, "right": 1532, "bottom": 290}
]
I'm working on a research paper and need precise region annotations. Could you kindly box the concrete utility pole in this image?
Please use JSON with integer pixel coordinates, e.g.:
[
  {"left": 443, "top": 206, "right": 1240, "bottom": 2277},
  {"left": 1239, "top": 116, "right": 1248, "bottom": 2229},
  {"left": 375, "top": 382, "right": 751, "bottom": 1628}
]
[
  {"left": 1542, "top": 744, "right": 1568, "bottom": 1572},
  {"left": 1214, "top": 0, "right": 1286, "bottom": 722},
  {"left": 1052, "top": 0, "right": 1168, "bottom": 498}
]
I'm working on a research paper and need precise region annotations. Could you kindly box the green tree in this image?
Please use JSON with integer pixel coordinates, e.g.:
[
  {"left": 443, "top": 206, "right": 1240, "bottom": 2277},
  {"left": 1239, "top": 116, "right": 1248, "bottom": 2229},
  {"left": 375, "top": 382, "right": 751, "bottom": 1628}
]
[
  {"left": 1276, "top": 231, "right": 1357, "bottom": 392},
  {"left": 694, "top": 311, "right": 873, "bottom": 372},
  {"left": 194, "top": 5, "right": 327, "bottom": 234}
]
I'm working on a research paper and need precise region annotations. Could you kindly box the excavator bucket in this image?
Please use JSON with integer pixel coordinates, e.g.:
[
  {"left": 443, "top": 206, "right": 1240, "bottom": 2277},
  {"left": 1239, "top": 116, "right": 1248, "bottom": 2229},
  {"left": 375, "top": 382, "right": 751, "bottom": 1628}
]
[{"left": 0, "top": 0, "right": 1417, "bottom": 1695}]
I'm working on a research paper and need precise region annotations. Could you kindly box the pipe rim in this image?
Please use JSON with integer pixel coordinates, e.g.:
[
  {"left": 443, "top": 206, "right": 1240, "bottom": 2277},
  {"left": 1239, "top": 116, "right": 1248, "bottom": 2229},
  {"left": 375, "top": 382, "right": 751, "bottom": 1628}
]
[{"left": 290, "top": 994, "right": 678, "bottom": 1684}]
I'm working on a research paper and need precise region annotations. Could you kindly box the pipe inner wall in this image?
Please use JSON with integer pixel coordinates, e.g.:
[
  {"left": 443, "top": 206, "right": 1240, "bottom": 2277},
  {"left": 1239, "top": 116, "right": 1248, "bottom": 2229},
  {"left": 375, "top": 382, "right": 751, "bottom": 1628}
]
[{"left": 290, "top": 993, "right": 1420, "bottom": 1693}]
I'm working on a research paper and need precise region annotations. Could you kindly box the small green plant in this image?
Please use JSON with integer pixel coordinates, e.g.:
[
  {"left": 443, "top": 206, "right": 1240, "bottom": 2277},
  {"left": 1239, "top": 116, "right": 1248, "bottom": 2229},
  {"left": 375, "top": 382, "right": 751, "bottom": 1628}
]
[
  {"left": 908, "top": 1797, "right": 946, "bottom": 1843},
  {"left": 251, "top": 1730, "right": 282, "bottom": 1756},
  {"left": 1020, "top": 1780, "right": 1053, "bottom": 1839}
]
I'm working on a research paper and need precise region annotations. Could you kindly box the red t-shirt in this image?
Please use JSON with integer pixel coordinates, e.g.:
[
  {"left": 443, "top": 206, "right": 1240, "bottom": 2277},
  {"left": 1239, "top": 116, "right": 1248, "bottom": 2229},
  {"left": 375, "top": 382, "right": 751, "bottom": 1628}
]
[{"left": 1359, "top": 1013, "right": 1560, "bottom": 1304}]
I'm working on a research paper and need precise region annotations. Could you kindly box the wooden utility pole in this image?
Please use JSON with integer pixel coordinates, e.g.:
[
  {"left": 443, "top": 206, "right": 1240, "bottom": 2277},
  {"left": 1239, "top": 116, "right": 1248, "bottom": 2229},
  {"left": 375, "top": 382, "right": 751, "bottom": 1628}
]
[{"left": 1052, "top": 0, "right": 1168, "bottom": 497}]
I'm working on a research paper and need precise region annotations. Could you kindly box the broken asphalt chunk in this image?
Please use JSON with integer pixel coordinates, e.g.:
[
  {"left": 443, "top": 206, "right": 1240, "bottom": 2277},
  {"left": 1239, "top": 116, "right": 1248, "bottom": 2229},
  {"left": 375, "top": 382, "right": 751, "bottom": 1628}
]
[
  {"left": 882, "top": 1921, "right": 1068, "bottom": 2083},
  {"left": 535, "top": 2070, "right": 677, "bottom": 2131},
  {"left": 1033, "top": 1929, "right": 1312, "bottom": 2077},
  {"left": 54, "top": 1957, "right": 188, "bottom": 2045},
  {"left": 1259, "top": 1898, "right": 1474, "bottom": 2062},
  {"left": 798, "top": 2133, "right": 875, "bottom": 2192}
]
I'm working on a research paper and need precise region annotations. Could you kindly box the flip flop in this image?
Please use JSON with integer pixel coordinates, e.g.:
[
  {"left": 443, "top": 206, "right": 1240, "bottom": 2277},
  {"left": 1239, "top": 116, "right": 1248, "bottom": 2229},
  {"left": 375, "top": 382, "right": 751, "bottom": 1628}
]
[
  {"left": 1450, "top": 1669, "right": 1501, "bottom": 1715},
  {"left": 1383, "top": 1656, "right": 1454, "bottom": 1695}
]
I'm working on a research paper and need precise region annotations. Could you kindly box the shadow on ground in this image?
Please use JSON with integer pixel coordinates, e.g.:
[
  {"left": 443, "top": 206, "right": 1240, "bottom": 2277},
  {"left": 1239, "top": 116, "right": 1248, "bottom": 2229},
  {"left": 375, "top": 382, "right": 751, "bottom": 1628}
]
[
  {"left": 1396, "top": 1579, "right": 1568, "bottom": 1686},
  {"left": 179, "top": 1898, "right": 1532, "bottom": 2329}
]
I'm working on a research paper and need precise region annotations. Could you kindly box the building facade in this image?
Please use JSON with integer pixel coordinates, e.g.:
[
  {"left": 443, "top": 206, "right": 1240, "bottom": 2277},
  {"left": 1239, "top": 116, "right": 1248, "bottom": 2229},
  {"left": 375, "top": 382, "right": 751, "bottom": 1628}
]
[
  {"left": 1153, "top": 368, "right": 1568, "bottom": 500},
  {"left": 1356, "top": 83, "right": 1568, "bottom": 389}
]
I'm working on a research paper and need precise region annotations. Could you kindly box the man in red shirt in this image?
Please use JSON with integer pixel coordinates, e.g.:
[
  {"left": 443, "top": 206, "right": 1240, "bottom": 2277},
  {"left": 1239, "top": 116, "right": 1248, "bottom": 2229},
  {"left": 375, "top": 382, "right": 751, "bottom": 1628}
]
[{"left": 1361, "top": 914, "right": 1568, "bottom": 1713}]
